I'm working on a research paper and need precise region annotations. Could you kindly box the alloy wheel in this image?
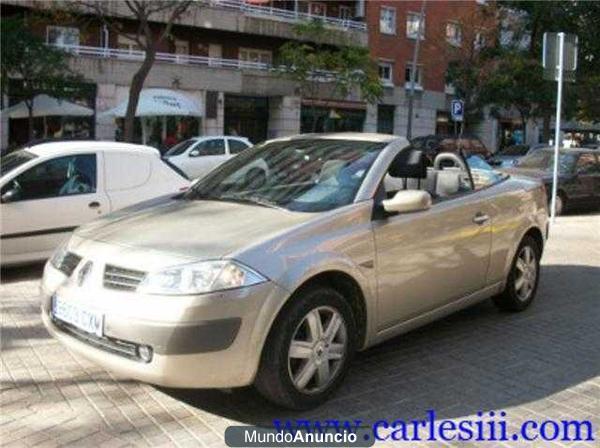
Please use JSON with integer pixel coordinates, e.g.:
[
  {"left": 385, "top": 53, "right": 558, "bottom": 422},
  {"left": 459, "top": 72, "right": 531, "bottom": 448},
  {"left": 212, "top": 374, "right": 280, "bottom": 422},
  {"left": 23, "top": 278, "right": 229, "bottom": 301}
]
[
  {"left": 287, "top": 306, "right": 347, "bottom": 394},
  {"left": 514, "top": 246, "right": 537, "bottom": 302}
]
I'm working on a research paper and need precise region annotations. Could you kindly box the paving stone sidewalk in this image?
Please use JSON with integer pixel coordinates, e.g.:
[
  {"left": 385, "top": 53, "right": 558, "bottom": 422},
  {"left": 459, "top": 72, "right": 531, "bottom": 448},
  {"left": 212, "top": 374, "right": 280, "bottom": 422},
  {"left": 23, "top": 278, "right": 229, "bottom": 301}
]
[{"left": 1, "top": 214, "right": 599, "bottom": 447}]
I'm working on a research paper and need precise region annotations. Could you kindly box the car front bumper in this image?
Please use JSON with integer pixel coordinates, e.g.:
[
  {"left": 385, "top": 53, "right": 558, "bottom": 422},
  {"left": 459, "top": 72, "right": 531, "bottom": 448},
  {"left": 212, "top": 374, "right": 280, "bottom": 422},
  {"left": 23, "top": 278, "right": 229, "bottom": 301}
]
[{"left": 40, "top": 262, "right": 290, "bottom": 389}]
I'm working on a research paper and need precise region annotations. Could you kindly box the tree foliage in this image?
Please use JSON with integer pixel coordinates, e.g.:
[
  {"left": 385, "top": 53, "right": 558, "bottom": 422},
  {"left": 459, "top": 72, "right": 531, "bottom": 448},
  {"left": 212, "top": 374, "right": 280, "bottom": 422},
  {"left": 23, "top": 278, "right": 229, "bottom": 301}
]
[
  {"left": 0, "top": 16, "right": 85, "bottom": 141},
  {"left": 277, "top": 21, "right": 382, "bottom": 132}
]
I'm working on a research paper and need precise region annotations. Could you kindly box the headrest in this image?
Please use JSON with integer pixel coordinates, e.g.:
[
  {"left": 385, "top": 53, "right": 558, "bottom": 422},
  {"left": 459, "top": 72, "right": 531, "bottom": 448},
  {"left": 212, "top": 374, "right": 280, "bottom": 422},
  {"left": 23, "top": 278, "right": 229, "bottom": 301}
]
[{"left": 388, "top": 149, "right": 427, "bottom": 179}]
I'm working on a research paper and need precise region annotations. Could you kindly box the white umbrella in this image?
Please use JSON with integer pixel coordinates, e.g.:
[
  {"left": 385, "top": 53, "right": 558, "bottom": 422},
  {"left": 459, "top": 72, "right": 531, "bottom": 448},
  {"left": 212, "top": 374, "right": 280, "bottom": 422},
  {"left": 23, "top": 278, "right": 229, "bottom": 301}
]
[
  {"left": 100, "top": 88, "right": 202, "bottom": 144},
  {"left": 1, "top": 94, "right": 93, "bottom": 118},
  {"left": 100, "top": 88, "right": 202, "bottom": 117}
]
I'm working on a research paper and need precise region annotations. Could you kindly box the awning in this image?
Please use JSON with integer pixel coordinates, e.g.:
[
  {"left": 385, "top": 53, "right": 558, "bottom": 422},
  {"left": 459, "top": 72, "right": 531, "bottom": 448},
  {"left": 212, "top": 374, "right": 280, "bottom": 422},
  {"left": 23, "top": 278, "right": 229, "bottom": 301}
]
[
  {"left": 1, "top": 94, "right": 93, "bottom": 118},
  {"left": 101, "top": 88, "right": 202, "bottom": 117}
]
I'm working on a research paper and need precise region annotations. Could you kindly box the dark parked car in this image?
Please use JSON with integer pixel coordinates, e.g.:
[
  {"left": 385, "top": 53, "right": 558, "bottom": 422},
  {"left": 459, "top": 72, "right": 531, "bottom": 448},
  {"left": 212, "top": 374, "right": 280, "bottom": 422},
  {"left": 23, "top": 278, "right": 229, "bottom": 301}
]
[
  {"left": 411, "top": 134, "right": 493, "bottom": 163},
  {"left": 488, "top": 143, "right": 547, "bottom": 167},
  {"left": 499, "top": 148, "right": 600, "bottom": 215}
]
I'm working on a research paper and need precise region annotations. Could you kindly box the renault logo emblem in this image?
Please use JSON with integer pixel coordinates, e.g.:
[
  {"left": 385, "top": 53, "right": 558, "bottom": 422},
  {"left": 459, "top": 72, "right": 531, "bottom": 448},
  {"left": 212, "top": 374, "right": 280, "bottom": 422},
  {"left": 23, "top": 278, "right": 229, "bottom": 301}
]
[{"left": 77, "top": 261, "right": 93, "bottom": 287}]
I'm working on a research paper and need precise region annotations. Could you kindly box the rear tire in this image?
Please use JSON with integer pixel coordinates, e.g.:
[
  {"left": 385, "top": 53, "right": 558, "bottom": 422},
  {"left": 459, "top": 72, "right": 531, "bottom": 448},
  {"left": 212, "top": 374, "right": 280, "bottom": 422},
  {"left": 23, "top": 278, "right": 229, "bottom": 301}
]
[
  {"left": 254, "top": 286, "right": 356, "bottom": 410},
  {"left": 493, "top": 235, "right": 541, "bottom": 312},
  {"left": 548, "top": 192, "right": 565, "bottom": 216}
]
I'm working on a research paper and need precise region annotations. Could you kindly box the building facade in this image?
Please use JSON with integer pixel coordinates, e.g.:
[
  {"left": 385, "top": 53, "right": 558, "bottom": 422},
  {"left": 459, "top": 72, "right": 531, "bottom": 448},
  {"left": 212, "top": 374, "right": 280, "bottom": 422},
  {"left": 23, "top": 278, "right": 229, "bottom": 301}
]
[{"left": 2, "top": 0, "right": 513, "bottom": 152}]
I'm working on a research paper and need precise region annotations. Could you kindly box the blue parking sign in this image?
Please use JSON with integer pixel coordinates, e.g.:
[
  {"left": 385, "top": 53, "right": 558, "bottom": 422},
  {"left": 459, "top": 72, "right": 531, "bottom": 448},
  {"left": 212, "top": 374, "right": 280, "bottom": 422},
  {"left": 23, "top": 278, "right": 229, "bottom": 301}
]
[{"left": 451, "top": 100, "right": 464, "bottom": 122}]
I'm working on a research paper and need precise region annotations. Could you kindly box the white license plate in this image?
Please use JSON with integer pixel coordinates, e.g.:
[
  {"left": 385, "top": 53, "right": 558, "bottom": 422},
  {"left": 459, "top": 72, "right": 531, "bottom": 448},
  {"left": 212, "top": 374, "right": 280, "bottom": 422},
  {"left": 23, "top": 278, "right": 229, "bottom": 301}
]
[{"left": 52, "top": 295, "right": 104, "bottom": 337}]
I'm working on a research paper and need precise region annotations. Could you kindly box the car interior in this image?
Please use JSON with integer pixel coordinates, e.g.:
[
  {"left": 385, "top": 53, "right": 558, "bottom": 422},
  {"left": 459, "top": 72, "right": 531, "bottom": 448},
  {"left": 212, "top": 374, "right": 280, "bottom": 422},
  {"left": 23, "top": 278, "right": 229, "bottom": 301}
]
[{"left": 384, "top": 148, "right": 472, "bottom": 201}]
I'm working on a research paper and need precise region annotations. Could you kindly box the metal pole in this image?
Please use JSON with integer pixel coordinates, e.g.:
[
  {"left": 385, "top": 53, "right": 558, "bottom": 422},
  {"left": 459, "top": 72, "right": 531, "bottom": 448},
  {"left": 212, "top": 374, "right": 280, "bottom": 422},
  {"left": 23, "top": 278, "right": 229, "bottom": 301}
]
[
  {"left": 550, "top": 32, "right": 564, "bottom": 224},
  {"left": 406, "top": 0, "right": 426, "bottom": 140}
]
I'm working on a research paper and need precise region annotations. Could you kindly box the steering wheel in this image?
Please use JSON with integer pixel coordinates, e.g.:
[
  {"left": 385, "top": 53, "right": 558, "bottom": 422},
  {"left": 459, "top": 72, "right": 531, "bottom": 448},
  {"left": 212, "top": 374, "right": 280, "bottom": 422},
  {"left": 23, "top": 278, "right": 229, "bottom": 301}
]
[{"left": 433, "top": 152, "right": 468, "bottom": 172}]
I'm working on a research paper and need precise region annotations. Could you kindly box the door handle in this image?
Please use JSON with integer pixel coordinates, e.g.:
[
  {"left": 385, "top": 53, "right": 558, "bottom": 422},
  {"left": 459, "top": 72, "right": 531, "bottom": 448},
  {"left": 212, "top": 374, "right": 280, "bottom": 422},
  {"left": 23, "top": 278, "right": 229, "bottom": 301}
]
[
  {"left": 473, "top": 212, "right": 489, "bottom": 225},
  {"left": 88, "top": 201, "right": 100, "bottom": 209}
]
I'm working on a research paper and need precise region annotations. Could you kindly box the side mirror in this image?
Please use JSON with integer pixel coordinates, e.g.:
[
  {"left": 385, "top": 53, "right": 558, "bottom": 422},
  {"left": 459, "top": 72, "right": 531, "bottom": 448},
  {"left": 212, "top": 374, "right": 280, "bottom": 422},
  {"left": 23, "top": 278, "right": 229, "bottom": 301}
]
[
  {"left": 189, "top": 149, "right": 200, "bottom": 157},
  {"left": 1, "top": 188, "right": 19, "bottom": 203},
  {"left": 382, "top": 190, "right": 431, "bottom": 214}
]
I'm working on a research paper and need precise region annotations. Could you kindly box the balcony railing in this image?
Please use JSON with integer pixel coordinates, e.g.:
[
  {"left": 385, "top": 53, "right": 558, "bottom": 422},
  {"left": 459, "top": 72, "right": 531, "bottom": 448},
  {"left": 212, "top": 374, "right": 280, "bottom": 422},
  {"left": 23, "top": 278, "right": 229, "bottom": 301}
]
[
  {"left": 53, "top": 44, "right": 272, "bottom": 71},
  {"left": 208, "top": 0, "right": 367, "bottom": 31}
]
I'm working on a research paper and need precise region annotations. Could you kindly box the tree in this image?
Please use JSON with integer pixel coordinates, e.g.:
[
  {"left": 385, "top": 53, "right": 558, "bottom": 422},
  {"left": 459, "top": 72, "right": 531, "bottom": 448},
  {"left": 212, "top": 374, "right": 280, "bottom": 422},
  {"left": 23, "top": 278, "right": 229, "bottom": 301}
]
[
  {"left": 276, "top": 21, "right": 382, "bottom": 132},
  {"left": 0, "top": 16, "right": 85, "bottom": 141},
  {"left": 74, "top": 0, "right": 193, "bottom": 142}
]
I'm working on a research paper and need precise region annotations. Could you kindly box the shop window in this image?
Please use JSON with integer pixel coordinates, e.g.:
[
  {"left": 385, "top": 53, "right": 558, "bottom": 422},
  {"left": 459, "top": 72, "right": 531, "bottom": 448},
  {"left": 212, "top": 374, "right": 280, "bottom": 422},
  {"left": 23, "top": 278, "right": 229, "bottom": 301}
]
[
  {"left": 446, "top": 22, "right": 462, "bottom": 46},
  {"left": 378, "top": 62, "right": 394, "bottom": 86},
  {"left": 406, "top": 12, "right": 425, "bottom": 40},
  {"left": 380, "top": 7, "right": 396, "bottom": 35},
  {"left": 46, "top": 26, "right": 79, "bottom": 48}
]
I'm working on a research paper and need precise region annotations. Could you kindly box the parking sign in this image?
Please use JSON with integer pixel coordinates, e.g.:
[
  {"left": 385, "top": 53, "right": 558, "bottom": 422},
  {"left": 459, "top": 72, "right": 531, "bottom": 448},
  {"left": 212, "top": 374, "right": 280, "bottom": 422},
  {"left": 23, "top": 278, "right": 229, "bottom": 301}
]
[{"left": 451, "top": 100, "right": 464, "bottom": 122}]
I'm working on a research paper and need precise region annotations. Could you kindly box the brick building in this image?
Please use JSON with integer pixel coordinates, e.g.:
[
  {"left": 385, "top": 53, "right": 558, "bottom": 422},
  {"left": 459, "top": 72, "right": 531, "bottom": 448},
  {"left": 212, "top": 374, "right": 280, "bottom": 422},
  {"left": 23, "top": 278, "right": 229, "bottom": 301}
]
[{"left": 1, "top": 0, "right": 509, "bottom": 152}]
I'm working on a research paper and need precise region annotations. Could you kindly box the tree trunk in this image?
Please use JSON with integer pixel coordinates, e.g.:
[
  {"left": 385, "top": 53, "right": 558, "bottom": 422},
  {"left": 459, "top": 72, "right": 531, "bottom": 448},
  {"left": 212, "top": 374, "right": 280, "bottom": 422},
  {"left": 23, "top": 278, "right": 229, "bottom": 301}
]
[
  {"left": 519, "top": 111, "right": 527, "bottom": 144},
  {"left": 27, "top": 102, "right": 34, "bottom": 142},
  {"left": 542, "top": 113, "right": 551, "bottom": 144},
  {"left": 123, "top": 47, "right": 156, "bottom": 142}
]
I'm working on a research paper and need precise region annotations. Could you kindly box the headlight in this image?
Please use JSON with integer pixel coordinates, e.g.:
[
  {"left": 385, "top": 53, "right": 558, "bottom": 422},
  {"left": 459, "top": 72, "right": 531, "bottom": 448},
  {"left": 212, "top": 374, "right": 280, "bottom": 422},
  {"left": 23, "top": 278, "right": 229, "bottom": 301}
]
[
  {"left": 49, "top": 242, "right": 68, "bottom": 271},
  {"left": 137, "top": 260, "right": 267, "bottom": 295}
]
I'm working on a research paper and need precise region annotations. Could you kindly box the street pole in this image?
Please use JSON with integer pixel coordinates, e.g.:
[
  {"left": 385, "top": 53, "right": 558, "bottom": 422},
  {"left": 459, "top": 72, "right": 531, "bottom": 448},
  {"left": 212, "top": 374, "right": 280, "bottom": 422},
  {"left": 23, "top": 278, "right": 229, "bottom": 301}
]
[
  {"left": 406, "top": 0, "right": 426, "bottom": 140},
  {"left": 550, "top": 32, "right": 564, "bottom": 224}
]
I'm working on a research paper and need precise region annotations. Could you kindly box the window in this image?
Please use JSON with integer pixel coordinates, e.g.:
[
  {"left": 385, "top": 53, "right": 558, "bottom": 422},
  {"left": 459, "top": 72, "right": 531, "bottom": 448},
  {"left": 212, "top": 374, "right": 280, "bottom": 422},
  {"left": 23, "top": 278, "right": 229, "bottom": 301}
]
[
  {"left": 378, "top": 62, "right": 394, "bottom": 85},
  {"left": 2, "top": 154, "right": 96, "bottom": 202},
  {"left": 174, "top": 39, "right": 189, "bottom": 63},
  {"left": 339, "top": 5, "right": 353, "bottom": 20},
  {"left": 380, "top": 7, "right": 396, "bottom": 35},
  {"left": 192, "top": 139, "right": 226, "bottom": 156},
  {"left": 474, "top": 31, "right": 486, "bottom": 50},
  {"left": 117, "top": 34, "right": 143, "bottom": 54},
  {"left": 309, "top": 2, "right": 327, "bottom": 17},
  {"left": 239, "top": 48, "right": 272, "bottom": 65},
  {"left": 228, "top": 139, "right": 250, "bottom": 155},
  {"left": 575, "top": 153, "right": 599, "bottom": 174},
  {"left": 446, "top": 22, "right": 462, "bottom": 46},
  {"left": 377, "top": 105, "right": 395, "bottom": 134},
  {"left": 467, "top": 155, "right": 505, "bottom": 191},
  {"left": 406, "top": 12, "right": 425, "bottom": 40},
  {"left": 404, "top": 64, "right": 423, "bottom": 89},
  {"left": 46, "top": 26, "right": 79, "bottom": 48}
]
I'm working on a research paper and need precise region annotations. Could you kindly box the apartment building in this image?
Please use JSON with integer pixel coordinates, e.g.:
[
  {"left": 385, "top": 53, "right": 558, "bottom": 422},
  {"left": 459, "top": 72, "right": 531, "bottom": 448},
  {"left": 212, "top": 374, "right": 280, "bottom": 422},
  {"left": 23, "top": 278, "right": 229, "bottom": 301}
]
[
  {"left": 2, "top": 0, "right": 510, "bottom": 152},
  {"left": 1, "top": 0, "right": 369, "bottom": 150}
]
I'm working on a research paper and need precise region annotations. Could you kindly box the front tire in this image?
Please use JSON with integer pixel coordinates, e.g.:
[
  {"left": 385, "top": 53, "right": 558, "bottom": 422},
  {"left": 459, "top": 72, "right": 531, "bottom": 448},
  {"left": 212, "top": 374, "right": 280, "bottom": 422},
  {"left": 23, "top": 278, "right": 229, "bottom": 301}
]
[
  {"left": 254, "top": 286, "right": 356, "bottom": 409},
  {"left": 493, "top": 235, "right": 541, "bottom": 312}
]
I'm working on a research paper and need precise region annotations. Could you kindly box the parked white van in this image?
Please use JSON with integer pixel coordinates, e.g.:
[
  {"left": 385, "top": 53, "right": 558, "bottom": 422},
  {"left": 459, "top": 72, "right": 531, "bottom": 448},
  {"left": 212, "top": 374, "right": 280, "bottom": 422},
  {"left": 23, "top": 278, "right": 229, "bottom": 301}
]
[{"left": 1, "top": 141, "right": 190, "bottom": 266}]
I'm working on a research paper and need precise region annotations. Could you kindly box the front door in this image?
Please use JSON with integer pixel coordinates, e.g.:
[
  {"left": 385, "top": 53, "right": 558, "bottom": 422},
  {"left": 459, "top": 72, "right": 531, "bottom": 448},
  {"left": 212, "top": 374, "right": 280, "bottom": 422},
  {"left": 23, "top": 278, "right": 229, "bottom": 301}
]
[
  {"left": 372, "top": 160, "right": 492, "bottom": 331},
  {"left": 1, "top": 153, "right": 109, "bottom": 263}
]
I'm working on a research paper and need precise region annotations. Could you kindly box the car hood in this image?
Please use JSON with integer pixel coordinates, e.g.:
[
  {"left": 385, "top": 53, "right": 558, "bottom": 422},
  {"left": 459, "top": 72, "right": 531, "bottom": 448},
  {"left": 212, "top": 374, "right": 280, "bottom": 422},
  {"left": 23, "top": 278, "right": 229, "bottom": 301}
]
[{"left": 75, "top": 198, "right": 314, "bottom": 260}]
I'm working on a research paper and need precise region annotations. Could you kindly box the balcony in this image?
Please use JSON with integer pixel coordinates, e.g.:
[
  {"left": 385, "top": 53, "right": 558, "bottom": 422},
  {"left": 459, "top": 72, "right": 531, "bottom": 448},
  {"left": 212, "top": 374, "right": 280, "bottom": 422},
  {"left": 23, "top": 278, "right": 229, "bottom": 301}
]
[
  {"left": 53, "top": 44, "right": 272, "bottom": 72},
  {"left": 210, "top": 0, "right": 367, "bottom": 31}
]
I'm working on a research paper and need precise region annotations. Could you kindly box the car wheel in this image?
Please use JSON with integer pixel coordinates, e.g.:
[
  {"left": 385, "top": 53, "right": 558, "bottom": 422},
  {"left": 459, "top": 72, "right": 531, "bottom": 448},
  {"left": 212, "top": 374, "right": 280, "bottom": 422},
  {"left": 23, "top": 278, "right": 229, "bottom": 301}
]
[
  {"left": 493, "top": 235, "right": 541, "bottom": 312},
  {"left": 254, "top": 286, "right": 356, "bottom": 409}
]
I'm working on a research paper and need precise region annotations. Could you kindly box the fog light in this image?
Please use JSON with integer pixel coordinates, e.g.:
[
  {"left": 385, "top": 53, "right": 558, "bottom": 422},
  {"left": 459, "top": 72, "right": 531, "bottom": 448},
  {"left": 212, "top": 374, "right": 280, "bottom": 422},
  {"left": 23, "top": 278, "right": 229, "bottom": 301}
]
[{"left": 138, "top": 345, "right": 153, "bottom": 363}]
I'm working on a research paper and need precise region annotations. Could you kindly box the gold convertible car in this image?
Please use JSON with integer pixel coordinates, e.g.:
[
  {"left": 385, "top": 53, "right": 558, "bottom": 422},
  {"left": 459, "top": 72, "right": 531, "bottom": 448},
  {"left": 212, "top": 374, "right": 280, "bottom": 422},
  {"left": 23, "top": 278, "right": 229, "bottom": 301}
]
[{"left": 41, "top": 133, "right": 548, "bottom": 409}]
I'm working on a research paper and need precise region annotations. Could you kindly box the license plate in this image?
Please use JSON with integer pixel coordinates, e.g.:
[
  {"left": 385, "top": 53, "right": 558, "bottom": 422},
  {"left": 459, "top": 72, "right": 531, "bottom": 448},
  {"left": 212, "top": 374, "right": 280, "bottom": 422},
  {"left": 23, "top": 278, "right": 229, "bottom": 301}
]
[{"left": 52, "top": 295, "right": 104, "bottom": 337}]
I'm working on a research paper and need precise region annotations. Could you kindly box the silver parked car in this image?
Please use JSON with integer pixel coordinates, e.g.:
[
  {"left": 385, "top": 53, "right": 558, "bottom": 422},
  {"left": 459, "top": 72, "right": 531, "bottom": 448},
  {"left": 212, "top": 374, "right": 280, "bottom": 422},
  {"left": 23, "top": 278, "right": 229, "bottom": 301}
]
[{"left": 41, "top": 133, "right": 548, "bottom": 409}]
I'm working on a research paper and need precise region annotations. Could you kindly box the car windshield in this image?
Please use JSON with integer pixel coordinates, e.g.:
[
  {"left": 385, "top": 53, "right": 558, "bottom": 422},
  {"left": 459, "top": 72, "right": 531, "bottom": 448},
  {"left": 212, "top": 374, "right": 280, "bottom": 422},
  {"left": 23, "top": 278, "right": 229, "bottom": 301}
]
[
  {"left": 1, "top": 150, "right": 38, "bottom": 177},
  {"left": 164, "top": 139, "right": 197, "bottom": 156},
  {"left": 184, "top": 139, "right": 386, "bottom": 212},
  {"left": 516, "top": 150, "right": 577, "bottom": 173}
]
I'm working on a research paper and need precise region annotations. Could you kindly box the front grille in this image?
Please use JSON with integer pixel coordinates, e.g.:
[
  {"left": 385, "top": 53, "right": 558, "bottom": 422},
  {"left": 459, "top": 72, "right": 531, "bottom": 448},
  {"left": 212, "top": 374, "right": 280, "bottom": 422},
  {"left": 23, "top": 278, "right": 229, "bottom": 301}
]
[
  {"left": 57, "top": 252, "right": 82, "bottom": 276},
  {"left": 103, "top": 264, "right": 146, "bottom": 291},
  {"left": 52, "top": 317, "right": 144, "bottom": 362}
]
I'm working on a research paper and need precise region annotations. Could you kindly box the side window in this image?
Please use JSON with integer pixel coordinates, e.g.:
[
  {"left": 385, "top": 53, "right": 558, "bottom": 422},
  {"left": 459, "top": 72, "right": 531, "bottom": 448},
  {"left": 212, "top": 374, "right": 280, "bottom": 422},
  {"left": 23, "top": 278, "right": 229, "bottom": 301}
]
[
  {"left": 466, "top": 155, "right": 504, "bottom": 190},
  {"left": 575, "top": 153, "right": 598, "bottom": 174},
  {"left": 228, "top": 139, "right": 250, "bottom": 155},
  {"left": 192, "top": 139, "right": 226, "bottom": 157},
  {"left": 4, "top": 154, "right": 96, "bottom": 201}
]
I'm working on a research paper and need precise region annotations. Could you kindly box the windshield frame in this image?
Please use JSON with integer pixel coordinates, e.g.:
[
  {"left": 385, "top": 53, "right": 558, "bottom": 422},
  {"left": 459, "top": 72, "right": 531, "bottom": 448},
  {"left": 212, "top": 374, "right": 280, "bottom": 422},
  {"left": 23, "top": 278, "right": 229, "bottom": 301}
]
[
  {"left": 184, "top": 138, "right": 388, "bottom": 213},
  {"left": 1, "top": 150, "right": 38, "bottom": 177}
]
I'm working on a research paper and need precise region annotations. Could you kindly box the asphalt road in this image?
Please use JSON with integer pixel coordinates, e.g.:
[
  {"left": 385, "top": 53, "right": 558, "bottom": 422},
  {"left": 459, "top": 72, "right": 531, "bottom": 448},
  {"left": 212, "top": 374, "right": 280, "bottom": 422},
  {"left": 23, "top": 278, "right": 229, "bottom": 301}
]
[{"left": 1, "top": 213, "right": 599, "bottom": 447}]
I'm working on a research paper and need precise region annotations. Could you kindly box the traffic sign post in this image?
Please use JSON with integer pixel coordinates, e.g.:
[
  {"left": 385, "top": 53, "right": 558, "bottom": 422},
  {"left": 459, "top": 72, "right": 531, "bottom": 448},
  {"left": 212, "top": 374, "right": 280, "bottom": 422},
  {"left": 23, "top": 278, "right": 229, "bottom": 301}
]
[
  {"left": 450, "top": 99, "right": 464, "bottom": 139},
  {"left": 543, "top": 32, "right": 577, "bottom": 224}
]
